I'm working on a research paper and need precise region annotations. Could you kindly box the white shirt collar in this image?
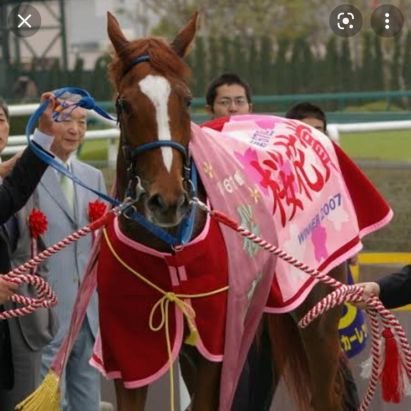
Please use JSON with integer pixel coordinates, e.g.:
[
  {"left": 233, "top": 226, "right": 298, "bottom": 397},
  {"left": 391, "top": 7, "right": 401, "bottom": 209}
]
[{"left": 54, "top": 155, "right": 75, "bottom": 177}]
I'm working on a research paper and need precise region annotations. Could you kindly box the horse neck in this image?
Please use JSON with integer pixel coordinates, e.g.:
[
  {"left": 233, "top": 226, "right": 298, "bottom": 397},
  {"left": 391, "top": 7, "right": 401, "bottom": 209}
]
[{"left": 118, "top": 178, "right": 207, "bottom": 253}]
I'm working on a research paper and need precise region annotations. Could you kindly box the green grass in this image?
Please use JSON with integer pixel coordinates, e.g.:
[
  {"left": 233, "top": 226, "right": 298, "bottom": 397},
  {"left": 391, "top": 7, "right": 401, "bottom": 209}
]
[
  {"left": 340, "top": 130, "right": 411, "bottom": 161},
  {"left": 343, "top": 100, "right": 404, "bottom": 112},
  {"left": 78, "top": 139, "right": 109, "bottom": 162},
  {"left": 78, "top": 129, "right": 411, "bottom": 163}
]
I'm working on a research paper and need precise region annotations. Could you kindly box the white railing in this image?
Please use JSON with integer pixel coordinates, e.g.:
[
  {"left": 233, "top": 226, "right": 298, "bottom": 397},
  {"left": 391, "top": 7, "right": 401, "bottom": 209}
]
[
  {"left": 6, "top": 103, "right": 411, "bottom": 167},
  {"left": 327, "top": 120, "right": 411, "bottom": 143}
]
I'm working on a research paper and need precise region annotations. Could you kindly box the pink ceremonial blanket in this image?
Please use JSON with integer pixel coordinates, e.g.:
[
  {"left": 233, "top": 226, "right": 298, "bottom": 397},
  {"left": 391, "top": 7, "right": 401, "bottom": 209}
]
[
  {"left": 195, "top": 114, "right": 392, "bottom": 409},
  {"left": 50, "top": 114, "right": 391, "bottom": 411}
]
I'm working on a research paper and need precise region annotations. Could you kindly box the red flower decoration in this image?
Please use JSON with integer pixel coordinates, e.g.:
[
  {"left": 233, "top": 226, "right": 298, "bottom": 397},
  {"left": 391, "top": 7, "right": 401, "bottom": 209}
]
[
  {"left": 88, "top": 200, "right": 107, "bottom": 222},
  {"left": 28, "top": 208, "right": 48, "bottom": 239}
]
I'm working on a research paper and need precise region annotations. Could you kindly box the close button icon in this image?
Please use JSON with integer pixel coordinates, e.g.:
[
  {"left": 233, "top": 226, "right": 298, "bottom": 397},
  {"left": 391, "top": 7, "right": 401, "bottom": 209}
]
[
  {"left": 8, "top": 4, "right": 41, "bottom": 38},
  {"left": 18, "top": 14, "right": 32, "bottom": 28}
]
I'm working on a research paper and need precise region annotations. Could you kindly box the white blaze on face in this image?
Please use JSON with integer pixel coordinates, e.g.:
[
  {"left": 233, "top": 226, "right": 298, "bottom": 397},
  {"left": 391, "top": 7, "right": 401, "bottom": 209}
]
[{"left": 139, "top": 75, "right": 173, "bottom": 172}]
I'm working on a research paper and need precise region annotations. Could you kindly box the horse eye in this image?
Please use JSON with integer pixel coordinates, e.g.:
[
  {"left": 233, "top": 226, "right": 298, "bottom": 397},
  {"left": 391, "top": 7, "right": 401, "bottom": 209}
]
[{"left": 185, "top": 98, "right": 192, "bottom": 108}]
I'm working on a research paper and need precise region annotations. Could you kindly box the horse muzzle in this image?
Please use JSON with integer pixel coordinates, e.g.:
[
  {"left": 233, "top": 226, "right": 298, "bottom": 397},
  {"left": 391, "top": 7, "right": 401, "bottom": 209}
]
[{"left": 146, "top": 192, "right": 190, "bottom": 227}]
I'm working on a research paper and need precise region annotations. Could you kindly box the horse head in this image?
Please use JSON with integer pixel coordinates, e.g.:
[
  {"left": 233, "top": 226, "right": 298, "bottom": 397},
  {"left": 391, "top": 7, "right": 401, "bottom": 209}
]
[{"left": 107, "top": 12, "right": 199, "bottom": 228}]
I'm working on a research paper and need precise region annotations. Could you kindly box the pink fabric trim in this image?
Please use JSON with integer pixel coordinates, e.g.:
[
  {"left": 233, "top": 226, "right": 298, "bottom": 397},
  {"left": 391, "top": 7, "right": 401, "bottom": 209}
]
[
  {"left": 195, "top": 330, "right": 224, "bottom": 362},
  {"left": 169, "top": 265, "right": 179, "bottom": 286},
  {"left": 180, "top": 272, "right": 224, "bottom": 362},
  {"left": 178, "top": 265, "right": 188, "bottom": 281},
  {"left": 113, "top": 209, "right": 211, "bottom": 257},
  {"left": 174, "top": 266, "right": 224, "bottom": 362},
  {"left": 358, "top": 209, "right": 393, "bottom": 239},
  {"left": 91, "top": 305, "right": 185, "bottom": 388},
  {"left": 265, "top": 240, "right": 365, "bottom": 313},
  {"left": 264, "top": 281, "right": 316, "bottom": 314}
]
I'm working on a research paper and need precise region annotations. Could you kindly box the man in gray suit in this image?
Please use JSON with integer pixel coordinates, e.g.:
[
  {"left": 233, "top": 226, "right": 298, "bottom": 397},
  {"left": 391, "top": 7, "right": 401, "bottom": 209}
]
[{"left": 7, "top": 105, "right": 106, "bottom": 411}]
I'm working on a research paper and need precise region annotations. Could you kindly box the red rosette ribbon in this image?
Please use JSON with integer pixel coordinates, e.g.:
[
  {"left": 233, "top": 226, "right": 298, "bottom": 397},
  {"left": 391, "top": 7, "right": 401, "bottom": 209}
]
[
  {"left": 27, "top": 208, "right": 48, "bottom": 274},
  {"left": 28, "top": 208, "right": 48, "bottom": 239},
  {"left": 88, "top": 200, "right": 108, "bottom": 244},
  {"left": 88, "top": 200, "right": 108, "bottom": 223}
]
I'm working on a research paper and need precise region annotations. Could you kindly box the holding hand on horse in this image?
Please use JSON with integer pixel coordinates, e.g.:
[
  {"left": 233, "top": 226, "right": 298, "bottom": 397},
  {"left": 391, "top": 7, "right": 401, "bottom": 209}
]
[{"left": 356, "top": 265, "right": 411, "bottom": 310}]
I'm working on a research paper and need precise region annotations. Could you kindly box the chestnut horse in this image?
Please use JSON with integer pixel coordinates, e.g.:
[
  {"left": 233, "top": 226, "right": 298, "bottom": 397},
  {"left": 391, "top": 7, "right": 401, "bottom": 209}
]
[
  {"left": 104, "top": 11, "right": 348, "bottom": 411},
  {"left": 105, "top": 11, "right": 223, "bottom": 411}
]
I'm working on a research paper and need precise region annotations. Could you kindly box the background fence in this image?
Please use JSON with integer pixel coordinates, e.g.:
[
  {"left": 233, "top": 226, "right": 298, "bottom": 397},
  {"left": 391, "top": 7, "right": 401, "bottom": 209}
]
[{"left": 4, "top": 31, "right": 411, "bottom": 103}]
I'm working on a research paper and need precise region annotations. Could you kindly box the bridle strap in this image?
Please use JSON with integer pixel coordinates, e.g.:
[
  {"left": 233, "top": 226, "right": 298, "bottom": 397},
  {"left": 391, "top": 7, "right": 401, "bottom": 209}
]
[
  {"left": 122, "top": 161, "right": 198, "bottom": 247},
  {"left": 116, "top": 53, "right": 197, "bottom": 246},
  {"left": 126, "top": 140, "right": 188, "bottom": 160},
  {"left": 123, "top": 55, "right": 150, "bottom": 76},
  {"left": 123, "top": 140, "right": 190, "bottom": 180},
  {"left": 117, "top": 54, "right": 192, "bottom": 183}
]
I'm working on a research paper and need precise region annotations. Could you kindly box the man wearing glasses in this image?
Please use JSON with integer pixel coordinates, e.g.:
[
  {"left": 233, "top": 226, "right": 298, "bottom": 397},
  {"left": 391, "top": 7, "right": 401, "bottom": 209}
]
[
  {"left": 205, "top": 73, "right": 252, "bottom": 118},
  {"left": 201, "top": 73, "right": 273, "bottom": 411}
]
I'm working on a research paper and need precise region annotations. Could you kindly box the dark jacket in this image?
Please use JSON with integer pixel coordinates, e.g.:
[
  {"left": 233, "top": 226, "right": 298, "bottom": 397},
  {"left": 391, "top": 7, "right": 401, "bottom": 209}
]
[
  {"left": 378, "top": 265, "right": 411, "bottom": 309},
  {"left": 0, "top": 143, "right": 48, "bottom": 389}
]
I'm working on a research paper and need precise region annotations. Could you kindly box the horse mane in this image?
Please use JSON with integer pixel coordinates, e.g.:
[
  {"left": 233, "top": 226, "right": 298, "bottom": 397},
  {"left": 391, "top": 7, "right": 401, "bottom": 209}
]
[{"left": 109, "top": 37, "right": 191, "bottom": 87}]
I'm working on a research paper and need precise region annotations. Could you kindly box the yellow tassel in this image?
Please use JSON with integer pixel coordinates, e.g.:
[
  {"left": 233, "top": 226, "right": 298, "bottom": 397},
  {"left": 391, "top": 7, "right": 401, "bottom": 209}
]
[
  {"left": 184, "top": 327, "right": 199, "bottom": 346},
  {"left": 15, "top": 370, "right": 60, "bottom": 411}
]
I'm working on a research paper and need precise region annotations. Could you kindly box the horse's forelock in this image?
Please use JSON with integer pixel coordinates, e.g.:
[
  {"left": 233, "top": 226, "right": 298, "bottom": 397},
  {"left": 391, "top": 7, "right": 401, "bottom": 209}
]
[{"left": 109, "top": 37, "right": 191, "bottom": 88}]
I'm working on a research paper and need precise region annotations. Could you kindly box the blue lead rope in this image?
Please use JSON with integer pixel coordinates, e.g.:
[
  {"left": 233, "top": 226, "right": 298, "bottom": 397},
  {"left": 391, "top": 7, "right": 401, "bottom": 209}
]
[{"left": 26, "top": 86, "right": 197, "bottom": 247}]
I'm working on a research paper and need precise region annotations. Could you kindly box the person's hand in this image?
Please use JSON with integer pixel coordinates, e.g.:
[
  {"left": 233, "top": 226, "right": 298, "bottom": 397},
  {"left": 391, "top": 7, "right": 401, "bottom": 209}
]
[
  {"left": 353, "top": 282, "right": 380, "bottom": 309},
  {"left": 38, "top": 92, "right": 59, "bottom": 136},
  {"left": 0, "top": 151, "right": 23, "bottom": 177},
  {"left": 0, "top": 278, "right": 17, "bottom": 304}
]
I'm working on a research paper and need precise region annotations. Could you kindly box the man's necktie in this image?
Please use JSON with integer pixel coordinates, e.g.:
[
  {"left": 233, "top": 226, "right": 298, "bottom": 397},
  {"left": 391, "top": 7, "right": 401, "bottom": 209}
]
[{"left": 60, "top": 167, "right": 74, "bottom": 212}]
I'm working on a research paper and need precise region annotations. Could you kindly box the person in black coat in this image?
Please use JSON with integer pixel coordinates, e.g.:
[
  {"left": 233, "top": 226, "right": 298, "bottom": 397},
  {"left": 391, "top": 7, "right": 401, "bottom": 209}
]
[
  {"left": 358, "top": 265, "right": 411, "bottom": 309},
  {"left": 0, "top": 94, "right": 55, "bottom": 391}
]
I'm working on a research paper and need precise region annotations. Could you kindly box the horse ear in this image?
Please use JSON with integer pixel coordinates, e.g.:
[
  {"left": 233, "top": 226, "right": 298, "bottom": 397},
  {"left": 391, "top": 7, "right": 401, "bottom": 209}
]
[
  {"left": 170, "top": 12, "right": 200, "bottom": 58},
  {"left": 107, "top": 11, "right": 129, "bottom": 54}
]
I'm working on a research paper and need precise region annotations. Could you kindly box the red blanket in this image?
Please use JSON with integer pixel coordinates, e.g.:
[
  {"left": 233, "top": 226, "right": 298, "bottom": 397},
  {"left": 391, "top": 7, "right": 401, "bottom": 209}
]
[{"left": 91, "top": 213, "right": 228, "bottom": 387}]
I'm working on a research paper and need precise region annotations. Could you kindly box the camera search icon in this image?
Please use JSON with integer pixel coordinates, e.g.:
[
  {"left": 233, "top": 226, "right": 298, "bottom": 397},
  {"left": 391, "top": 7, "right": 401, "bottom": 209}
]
[{"left": 330, "top": 5, "right": 362, "bottom": 37}]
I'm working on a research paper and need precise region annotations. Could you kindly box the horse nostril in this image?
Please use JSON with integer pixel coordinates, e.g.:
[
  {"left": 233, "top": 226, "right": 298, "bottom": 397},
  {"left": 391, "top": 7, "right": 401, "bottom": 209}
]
[{"left": 147, "top": 194, "right": 167, "bottom": 213}]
